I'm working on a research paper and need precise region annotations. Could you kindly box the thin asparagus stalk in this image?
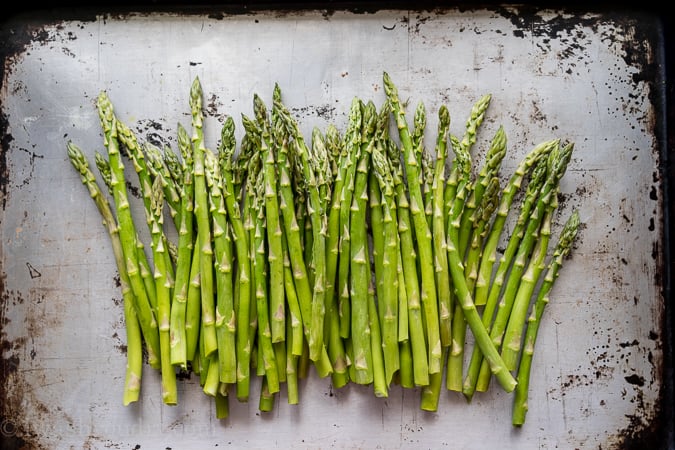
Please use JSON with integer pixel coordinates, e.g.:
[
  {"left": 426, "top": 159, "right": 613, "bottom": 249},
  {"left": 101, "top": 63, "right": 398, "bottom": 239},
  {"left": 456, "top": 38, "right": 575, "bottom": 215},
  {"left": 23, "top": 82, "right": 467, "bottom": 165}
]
[
  {"left": 272, "top": 116, "right": 312, "bottom": 353},
  {"left": 254, "top": 94, "right": 286, "bottom": 344},
  {"left": 389, "top": 142, "right": 429, "bottom": 386},
  {"left": 149, "top": 178, "right": 178, "bottom": 405},
  {"left": 512, "top": 210, "right": 579, "bottom": 426},
  {"left": 252, "top": 169, "right": 280, "bottom": 394},
  {"left": 445, "top": 128, "right": 473, "bottom": 392},
  {"left": 217, "top": 116, "right": 253, "bottom": 401},
  {"left": 204, "top": 150, "right": 237, "bottom": 384},
  {"left": 189, "top": 77, "right": 218, "bottom": 358},
  {"left": 464, "top": 177, "right": 501, "bottom": 294},
  {"left": 462, "top": 155, "right": 550, "bottom": 400},
  {"left": 383, "top": 72, "right": 442, "bottom": 376},
  {"left": 321, "top": 97, "right": 359, "bottom": 386},
  {"left": 169, "top": 123, "right": 194, "bottom": 368},
  {"left": 281, "top": 229, "right": 304, "bottom": 358},
  {"left": 476, "top": 142, "right": 573, "bottom": 392},
  {"left": 273, "top": 98, "right": 333, "bottom": 376},
  {"left": 474, "top": 139, "right": 557, "bottom": 306},
  {"left": 336, "top": 99, "right": 363, "bottom": 339},
  {"left": 430, "top": 105, "right": 452, "bottom": 348},
  {"left": 67, "top": 142, "right": 143, "bottom": 405},
  {"left": 458, "top": 126, "right": 507, "bottom": 257},
  {"left": 501, "top": 197, "right": 556, "bottom": 371},
  {"left": 143, "top": 142, "right": 182, "bottom": 230},
  {"left": 371, "top": 141, "right": 400, "bottom": 387},
  {"left": 95, "top": 151, "right": 158, "bottom": 315},
  {"left": 185, "top": 235, "right": 201, "bottom": 363},
  {"left": 96, "top": 92, "right": 160, "bottom": 369}
]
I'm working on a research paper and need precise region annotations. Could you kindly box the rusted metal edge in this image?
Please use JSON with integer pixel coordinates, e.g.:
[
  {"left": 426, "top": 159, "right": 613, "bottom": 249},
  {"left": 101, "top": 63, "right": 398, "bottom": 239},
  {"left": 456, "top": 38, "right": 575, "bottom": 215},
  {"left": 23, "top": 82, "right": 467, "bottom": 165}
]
[{"left": 0, "top": 3, "right": 673, "bottom": 449}]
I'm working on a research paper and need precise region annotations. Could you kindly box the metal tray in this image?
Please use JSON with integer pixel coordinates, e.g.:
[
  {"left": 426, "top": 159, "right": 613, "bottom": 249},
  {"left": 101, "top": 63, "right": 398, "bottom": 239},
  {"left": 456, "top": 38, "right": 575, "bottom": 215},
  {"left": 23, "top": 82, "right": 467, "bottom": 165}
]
[{"left": 1, "top": 4, "right": 671, "bottom": 449}]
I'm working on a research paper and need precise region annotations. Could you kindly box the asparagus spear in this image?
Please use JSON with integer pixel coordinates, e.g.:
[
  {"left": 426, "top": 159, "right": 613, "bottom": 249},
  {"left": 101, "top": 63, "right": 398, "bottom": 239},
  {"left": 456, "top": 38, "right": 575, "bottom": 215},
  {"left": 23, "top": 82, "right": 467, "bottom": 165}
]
[
  {"left": 513, "top": 210, "right": 580, "bottom": 426},
  {"left": 371, "top": 141, "right": 400, "bottom": 387},
  {"left": 96, "top": 92, "right": 160, "bottom": 369},
  {"left": 383, "top": 72, "right": 442, "bottom": 376},
  {"left": 348, "top": 101, "right": 376, "bottom": 385},
  {"left": 217, "top": 116, "right": 253, "bottom": 401},
  {"left": 204, "top": 150, "right": 237, "bottom": 384},
  {"left": 430, "top": 105, "right": 452, "bottom": 348},
  {"left": 476, "top": 142, "right": 573, "bottom": 392},
  {"left": 462, "top": 150, "right": 551, "bottom": 397},
  {"left": 388, "top": 139, "right": 429, "bottom": 386},
  {"left": 67, "top": 142, "right": 143, "bottom": 405},
  {"left": 273, "top": 97, "right": 333, "bottom": 376},
  {"left": 149, "top": 178, "right": 178, "bottom": 405},
  {"left": 336, "top": 99, "right": 363, "bottom": 339},
  {"left": 189, "top": 77, "right": 217, "bottom": 358},
  {"left": 168, "top": 123, "right": 195, "bottom": 368},
  {"left": 254, "top": 94, "right": 286, "bottom": 344},
  {"left": 143, "top": 142, "right": 182, "bottom": 230},
  {"left": 474, "top": 139, "right": 556, "bottom": 306},
  {"left": 95, "top": 151, "right": 158, "bottom": 316},
  {"left": 251, "top": 168, "right": 280, "bottom": 395}
]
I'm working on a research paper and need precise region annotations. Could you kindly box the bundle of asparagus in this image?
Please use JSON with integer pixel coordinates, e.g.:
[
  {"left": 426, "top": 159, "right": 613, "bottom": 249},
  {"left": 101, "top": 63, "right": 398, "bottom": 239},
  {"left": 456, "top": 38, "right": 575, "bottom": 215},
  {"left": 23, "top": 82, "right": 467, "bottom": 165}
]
[{"left": 67, "top": 73, "right": 580, "bottom": 426}]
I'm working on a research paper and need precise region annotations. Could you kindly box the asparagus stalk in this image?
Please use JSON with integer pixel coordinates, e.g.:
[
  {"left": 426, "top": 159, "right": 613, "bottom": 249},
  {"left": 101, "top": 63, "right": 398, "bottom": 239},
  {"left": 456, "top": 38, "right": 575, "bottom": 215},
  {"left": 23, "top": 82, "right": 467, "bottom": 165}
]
[
  {"left": 388, "top": 140, "right": 429, "bottom": 386},
  {"left": 169, "top": 123, "right": 195, "bottom": 368},
  {"left": 96, "top": 92, "right": 161, "bottom": 369},
  {"left": 474, "top": 139, "right": 556, "bottom": 306},
  {"left": 254, "top": 94, "right": 286, "bottom": 344},
  {"left": 252, "top": 169, "right": 281, "bottom": 394},
  {"left": 272, "top": 116, "right": 312, "bottom": 353},
  {"left": 513, "top": 210, "right": 580, "bottom": 426},
  {"left": 371, "top": 140, "right": 400, "bottom": 387},
  {"left": 336, "top": 99, "right": 363, "bottom": 339},
  {"left": 95, "top": 151, "right": 159, "bottom": 316},
  {"left": 143, "top": 142, "right": 182, "bottom": 230},
  {"left": 349, "top": 101, "right": 376, "bottom": 385},
  {"left": 273, "top": 97, "right": 333, "bottom": 376},
  {"left": 383, "top": 72, "right": 442, "bottom": 376},
  {"left": 204, "top": 150, "right": 237, "bottom": 384},
  {"left": 217, "top": 116, "right": 253, "bottom": 401},
  {"left": 458, "top": 126, "right": 507, "bottom": 257},
  {"left": 189, "top": 77, "right": 218, "bottom": 358},
  {"left": 476, "top": 142, "right": 573, "bottom": 392},
  {"left": 430, "top": 105, "right": 452, "bottom": 348},
  {"left": 67, "top": 142, "right": 143, "bottom": 405},
  {"left": 185, "top": 234, "right": 201, "bottom": 363},
  {"left": 149, "top": 178, "right": 178, "bottom": 405}
]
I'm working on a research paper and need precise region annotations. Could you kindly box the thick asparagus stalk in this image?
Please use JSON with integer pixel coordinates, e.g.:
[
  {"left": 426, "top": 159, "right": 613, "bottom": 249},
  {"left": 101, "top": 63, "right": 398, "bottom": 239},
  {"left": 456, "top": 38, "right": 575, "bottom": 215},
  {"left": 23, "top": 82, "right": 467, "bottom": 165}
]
[
  {"left": 67, "top": 142, "right": 143, "bottom": 405},
  {"left": 513, "top": 210, "right": 580, "bottom": 426}
]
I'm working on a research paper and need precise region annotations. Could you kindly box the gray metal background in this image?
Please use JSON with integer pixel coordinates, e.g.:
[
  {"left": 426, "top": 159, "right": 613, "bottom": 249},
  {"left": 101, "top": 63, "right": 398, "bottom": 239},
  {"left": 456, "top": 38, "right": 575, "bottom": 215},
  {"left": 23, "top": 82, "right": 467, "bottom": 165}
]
[{"left": 0, "top": 7, "right": 666, "bottom": 449}]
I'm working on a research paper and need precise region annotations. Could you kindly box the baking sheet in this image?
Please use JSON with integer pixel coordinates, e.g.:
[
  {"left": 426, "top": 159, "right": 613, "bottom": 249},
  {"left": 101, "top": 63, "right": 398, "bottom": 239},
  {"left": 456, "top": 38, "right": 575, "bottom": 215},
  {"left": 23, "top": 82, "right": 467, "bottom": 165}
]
[{"left": 0, "top": 6, "right": 668, "bottom": 449}]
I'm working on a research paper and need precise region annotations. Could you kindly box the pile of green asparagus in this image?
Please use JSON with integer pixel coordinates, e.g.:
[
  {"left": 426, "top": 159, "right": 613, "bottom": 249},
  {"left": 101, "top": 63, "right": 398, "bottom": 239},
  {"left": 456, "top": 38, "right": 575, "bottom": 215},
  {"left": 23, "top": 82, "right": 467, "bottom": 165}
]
[{"left": 67, "top": 73, "right": 580, "bottom": 426}]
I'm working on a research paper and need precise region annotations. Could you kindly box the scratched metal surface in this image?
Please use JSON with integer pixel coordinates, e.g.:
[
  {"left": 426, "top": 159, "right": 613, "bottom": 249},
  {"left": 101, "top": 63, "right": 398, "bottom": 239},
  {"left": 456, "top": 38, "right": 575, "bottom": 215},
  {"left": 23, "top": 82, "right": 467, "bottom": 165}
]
[{"left": 0, "top": 7, "right": 666, "bottom": 449}]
